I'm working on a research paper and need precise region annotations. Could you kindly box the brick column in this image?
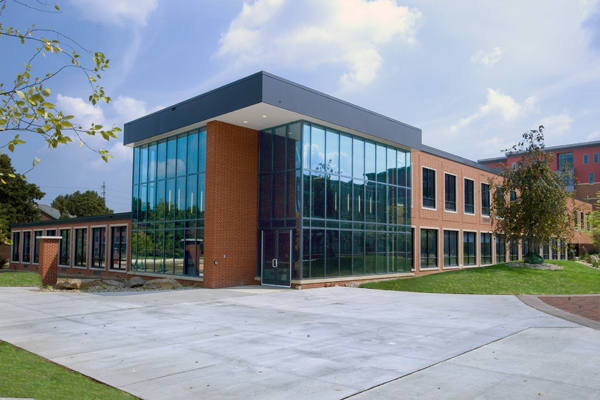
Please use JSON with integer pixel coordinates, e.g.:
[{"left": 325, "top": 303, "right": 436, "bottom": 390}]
[
  {"left": 204, "top": 120, "right": 259, "bottom": 288},
  {"left": 38, "top": 237, "right": 60, "bottom": 286}
]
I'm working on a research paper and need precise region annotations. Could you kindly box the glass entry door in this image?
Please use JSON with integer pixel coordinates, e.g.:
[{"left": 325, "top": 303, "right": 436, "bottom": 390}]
[{"left": 261, "top": 230, "right": 291, "bottom": 287}]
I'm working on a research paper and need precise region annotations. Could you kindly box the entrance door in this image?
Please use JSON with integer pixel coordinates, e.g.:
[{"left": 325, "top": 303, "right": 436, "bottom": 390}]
[{"left": 261, "top": 230, "right": 291, "bottom": 287}]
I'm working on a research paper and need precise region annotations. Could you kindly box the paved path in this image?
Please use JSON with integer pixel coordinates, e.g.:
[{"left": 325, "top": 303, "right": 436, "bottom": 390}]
[{"left": 0, "top": 286, "right": 599, "bottom": 399}]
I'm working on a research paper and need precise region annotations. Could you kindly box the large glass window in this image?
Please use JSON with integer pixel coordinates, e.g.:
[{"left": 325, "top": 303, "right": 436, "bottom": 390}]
[
  {"left": 92, "top": 227, "right": 106, "bottom": 268},
  {"left": 560, "top": 240, "right": 566, "bottom": 260},
  {"left": 557, "top": 152, "right": 573, "bottom": 169},
  {"left": 422, "top": 168, "right": 436, "bottom": 208},
  {"left": 583, "top": 154, "right": 589, "bottom": 164},
  {"left": 443, "top": 231, "right": 458, "bottom": 267},
  {"left": 33, "top": 230, "right": 42, "bottom": 263},
  {"left": 11, "top": 232, "right": 20, "bottom": 262},
  {"left": 110, "top": 226, "right": 127, "bottom": 270},
  {"left": 496, "top": 236, "right": 506, "bottom": 264},
  {"left": 74, "top": 229, "right": 87, "bottom": 267},
  {"left": 594, "top": 153, "right": 599, "bottom": 163},
  {"left": 481, "top": 183, "right": 490, "bottom": 216},
  {"left": 22, "top": 232, "right": 31, "bottom": 263},
  {"left": 551, "top": 240, "right": 558, "bottom": 260},
  {"left": 463, "top": 232, "right": 476, "bottom": 265},
  {"left": 420, "top": 229, "right": 437, "bottom": 268},
  {"left": 481, "top": 233, "right": 492, "bottom": 265},
  {"left": 509, "top": 241, "right": 519, "bottom": 261},
  {"left": 464, "top": 179, "right": 474, "bottom": 214},
  {"left": 542, "top": 243, "right": 550, "bottom": 259},
  {"left": 444, "top": 174, "right": 456, "bottom": 211},
  {"left": 59, "top": 229, "right": 71, "bottom": 265},
  {"left": 590, "top": 172, "right": 594, "bottom": 184}
]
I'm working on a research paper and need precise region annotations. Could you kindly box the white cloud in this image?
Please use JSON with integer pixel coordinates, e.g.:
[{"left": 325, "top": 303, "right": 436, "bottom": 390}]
[
  {"left": 112, "top": 96, "right": 148, "bottom": 124},
  {"left": 470, "top": 47, "right": 503, "bottom": 66},
  {"left": 70, "top": 0, "right": 158, "bottom": 26},
  {"left": 537, "top": 114, "right": 573, "bottom": 138},
  {"left": 216, "top": 0, "right": 422, "bottom": 90},
  {"left": 450, "top": 89, "right": 537, "bottom": 133},
  {"left": 56, "top": 94, "right": 106, "bottom": 130},
  {"left": 588, "top": 131, "right": 600, "bottom": 140}
]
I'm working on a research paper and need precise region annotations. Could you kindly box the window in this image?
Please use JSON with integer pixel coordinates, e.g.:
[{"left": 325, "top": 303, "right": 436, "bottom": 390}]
[
  {"left": 512, "top": 162, "right": 516, "bottom": 170},
  {"left": 33, "top": 231, "right": 42, "bottom": 263},
  {"left": 542, "top": 243, "right": 550, "bottom": 259},
  {"left": 481, "top": 183, "right": 490, "bottom": 216},
  {"left": 59, "top": 229, "right": 71, "bottom": 266},
  {"left": 594, "top": 153, "right": 599, "bottom": 163},
  {"left": 522, "top": 239, "right": 530, "bottom": 256},
  {"left": 587, "top": 214, "right": 591, "bottom": 231},
  {"left": 422, "top": 168, "right": 436, "bottom": 208},
  {"left": 509, "top": 241, "right": 519, "bottom": 261},
  {"left": 444, "top": 174, "right": 456, "bottom": 211},
  {"left": 481, "top": 233, "right": 492, "bottom": 265},
  {"left": 443, "top": 231, "right": 458, "bottom": 267},
  {"left": 92, "top": 227, "right": 106, "bottom": 268},
  {"left": 420, "top": 229, "right": 437, "bottom": 268},
  {"left": 11, "top": 232, "right": 20, "bottom": 262},
  {"left": 464, "top": 179, "right": 474, "bottom": 214},
  {"left": 74, "top": 229, "right": 87, "bottom": 267},
  {"left": 581, "top": 212, "right": 585, "bottom": 230},
  {"left": 560, "top": 240, "right": 566, "bottom": 260},
  {"left": 510, "top": 190, "right": 517, "bottom": 202},
  {"left": 110, "top": 226, "right": 127, "bottom": 270},
  {"left": 551, "top": 240, "right": 558, "bottom": 260},
  {"left": 45, "top": 229, "right": 56, "bottom": 236},
  {"left": 557, "top": 152, "right": 573, "bottom": 169},
  {"left": 463, "top": 232, "right": 476, "bottom": 265},
  {"left": 496, "top": 236, "right": 506, "bottom": 264},
  {"left": 22, "top": 232, "right": 31, "bottom": 263},
  {"left": 583, "top": 154, "right": 589, "bottom": 164},
  {"left": 590, "top": 172, "right": 594, "bottom": 184}
]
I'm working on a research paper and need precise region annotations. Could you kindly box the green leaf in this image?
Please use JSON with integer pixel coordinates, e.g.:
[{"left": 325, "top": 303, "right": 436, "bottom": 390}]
[
  {"left": 41, "top": 88, "right": 51, "bottom": 97},
  {"left": 55, "top": 4, "right": 60, "bottom": 10},
  {"left": 16, "top": 90, "right": 25, "bottom": 99}
]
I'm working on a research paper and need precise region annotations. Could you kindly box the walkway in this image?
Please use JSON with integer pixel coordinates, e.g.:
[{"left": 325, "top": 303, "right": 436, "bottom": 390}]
[{"left": 0, "top": 286, "right": 598, "bottom": 399}]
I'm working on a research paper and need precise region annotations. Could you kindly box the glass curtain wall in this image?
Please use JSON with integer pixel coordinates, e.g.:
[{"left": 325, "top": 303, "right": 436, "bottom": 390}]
[
  {"left": 259, "top": 121, "right": 412, "bottom": 280},
  {"left": 132, "top": 127, "right": 205, "bottom": 277}
]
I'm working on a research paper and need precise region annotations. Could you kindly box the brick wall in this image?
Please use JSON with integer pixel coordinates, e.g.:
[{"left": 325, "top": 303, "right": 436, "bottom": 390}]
[
  {"left": 204, "top": 121, "right": 259, "bottom": 288},
  {"left": 38, "top": 237, "right": 60, "bottom": 286}
]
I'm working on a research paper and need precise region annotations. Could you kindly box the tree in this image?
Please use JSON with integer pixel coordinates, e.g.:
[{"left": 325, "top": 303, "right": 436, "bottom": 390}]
[
  {"left": 0, "top": 154, "right": 44, "bottom": 244},
  {"left": 0, "top": 0, "right": 121, "bottom": 177},
  {"left": 51, "top": 190, "right": 113, "bottom": 218},
  {"left": 490, "top": 126, "right": 580, "bottom": 264},
  {"left": 588, "top": 191, "right": 600, "bottom": 251}
]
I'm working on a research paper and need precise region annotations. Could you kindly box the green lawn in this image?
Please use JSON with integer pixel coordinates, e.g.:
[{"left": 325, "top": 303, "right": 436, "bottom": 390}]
[
  {"left": 0, "top": 341, "right": 136, "bottom": 400},
  {"left": 0, "top": 271, "right": 42, "bottom": 287},
  {"left": 361, "top": 260, "right": 600, "bottom": 295}
]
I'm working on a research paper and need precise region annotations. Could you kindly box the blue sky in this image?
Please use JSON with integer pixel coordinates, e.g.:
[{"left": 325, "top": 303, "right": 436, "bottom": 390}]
[{"left": 2, "top": 0, "right": 599, "bottom": 213}]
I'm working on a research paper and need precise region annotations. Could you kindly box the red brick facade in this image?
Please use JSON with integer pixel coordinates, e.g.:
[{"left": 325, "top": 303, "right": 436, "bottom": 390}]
[{"left": 203, "top": 121, "right": 259, "bottom": 288}]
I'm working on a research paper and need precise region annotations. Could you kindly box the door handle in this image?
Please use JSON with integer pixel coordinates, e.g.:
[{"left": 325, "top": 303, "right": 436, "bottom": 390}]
[{"left": 272, "top": 259, "right": 278, "bottom": 268}]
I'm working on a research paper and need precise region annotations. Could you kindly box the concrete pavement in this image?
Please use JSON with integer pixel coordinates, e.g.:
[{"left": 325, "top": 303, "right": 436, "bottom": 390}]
[{"left": 0, "top": 286, "right": 598, "bottom": 399}]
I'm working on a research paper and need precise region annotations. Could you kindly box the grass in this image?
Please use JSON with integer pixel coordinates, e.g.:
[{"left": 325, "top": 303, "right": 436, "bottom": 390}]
[
  {"left": 0, "top": 271, "right": 42, "bottom": 287},
  {"left": 361, "top": 260, "right": 600, "bottom": 295},
  {"left": 0, "top": 341, "right": 136, "bottom": 400}
]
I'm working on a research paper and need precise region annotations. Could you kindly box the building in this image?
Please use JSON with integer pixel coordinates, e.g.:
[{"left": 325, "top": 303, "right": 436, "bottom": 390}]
[
  {"left": 479, "top": 141, "right": 600, "bottom": 209},
  {"left": 9, "top": 72, "right": 595, "bottom": 287}
]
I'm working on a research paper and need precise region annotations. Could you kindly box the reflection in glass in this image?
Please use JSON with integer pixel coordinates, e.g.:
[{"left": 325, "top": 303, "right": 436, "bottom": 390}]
[
  {"left": 166, "top": 179, "right": 176, "bottom": 220},
  {"left": 366, "top": 181, "right": 376, "bottom": 222},
  {"left": 376, "top": 184, "right": 386, "bottom": 223},
  {"left": 176, "top": 176, "right": 186, "bottom": 220},
  {"left": 199, "top": 129, "right": 206, "bottom": 173},
  {"left": 148, "top": 182, "right": 156, "bottom": 222},
  {"left": 365, "top": 142, "right": 376, "bottom": 180},
  {"left": 274, "top": 127, "right": 286, "bottom": 172},
  {"left": 353, "top": 138, "right": 364, "bottom": 179},
  {"left": 340, "top": 177, "right": 352, "bottom": 220},
  {"left": 326, "top": 129, "right": 339, "bottom": 174},
  {"left": 140, "top": 145, "right": 148, "bottom": 183},
  {"left": 187, "top": 132, "right": 198, "bottom": 175},
  {"left": 310, "top": 126, "right": 325, "bottom": 170},
  {"left": 387, "top": 148, "right": 396, "bottom": 185},
  {"left": 340, "top": 135, "right": 352, "bottom": 177},
  {"left": 311, "top": 172, "right": 325, "bottom": 219},
  {"left": 133, "top": 147, "right": 140, "bottom": 185},
  {"left": 187, "top": 175, "right": 197, "bottom": 220},
  {"left": 326, "top": 230, "right": 339, "bottom": 277},
  {"left": 397, "top": 150, "right": 406, "bottom": 187},
  {"left": 326, "top": 175, "right": 339, "bottom": 220},
  {"left": 365, "top": 231, "right": 376, "bottom": 274},
  {"left": 157, "top": 140, "right": 167, "bottom": 180},
  {"left": 353, "top": 231, "right": 364, "bottom": 275},
  {"left": 148, "top": 144, "right": 157, "bottom": 182},
  {"left": 198, "top": 173, "right": 205, "bottom": 218},
  {"left": 167, "top": 138, "right": 177, "bottom": 178},
  {"left": 376, "top": 145, "right": 386, "bottom": 183},
  {"left": 311, "top": 229, "right": 325, "bottom": 278}
]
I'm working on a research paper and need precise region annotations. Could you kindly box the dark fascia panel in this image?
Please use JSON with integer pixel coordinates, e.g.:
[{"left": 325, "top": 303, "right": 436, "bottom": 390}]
[
  {"left": 478, "top": 156, "right": 507, "bottom": 164},
  {"left": 421, "top": 145, "right": 499, "bottom": 175},
  {"left": 10, "top": 212, "right": 132, "bottom": 229},
  {"left": 124, "top": 71, "right": 422, "bottom": 149}
]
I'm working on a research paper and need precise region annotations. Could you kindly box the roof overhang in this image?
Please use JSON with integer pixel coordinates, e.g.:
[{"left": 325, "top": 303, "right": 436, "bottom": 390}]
[{"left": 124, "top": 72, "right": 422, "bottom": 150}]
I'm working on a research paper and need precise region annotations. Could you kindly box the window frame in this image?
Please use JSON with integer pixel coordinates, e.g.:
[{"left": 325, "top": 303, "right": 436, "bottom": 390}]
[
  {"left": 420, "top": 227, "right": 439, "bottom": 269},
  {"left": 73, "top": 228, "right": 88, "bottom": 269},
  {"left": 422, "top": 167, "right": 436, "bottom": 210},
  {"left": 480, "top": 232, "right": 492, "bottom": 265},
  {"left": 90, "top": 225, "right": 107, "bottom": 270},
  {"left": 11, "top": 231, "right": 21, "bottom": 263},
  {"left": 58, "top": 228, "right": 72, "bottom": 267},
  {"left": 594, "top": 153, "right": 599, "bottom": 164},
  {"left": 32, "top": 230, "right": 42, "bottom": 264},
  {"left": 109, "top": 224, "right": 128, "bottom": 272},
  {"left": 443, "top": 229, "right": 459, "bottom": 268},
  {"left": 21, "top": 230, "right": 32, "bottom": 264},
  {"left": 495, "top": 236, "right": 506, "bottom": 264},
  {"left": 583, "top": 154, "right": 589, "bottom": 164},
  {"left": 464, "top": 178, "right": 475, "bottom": 215},
  {"left": 463, "top": 230, "right": 477, "bottom": 267},
  {"left": 481, "top": 183, "right": 491, "bottom": 217},
  {"left": 444, "top": 173, "right": 457, "bottom": 212}
]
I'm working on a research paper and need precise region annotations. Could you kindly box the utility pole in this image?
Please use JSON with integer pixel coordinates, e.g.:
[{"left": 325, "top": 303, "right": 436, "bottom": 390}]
[{"left": 101, "top": 182, "right": 106, "bottom": 200}]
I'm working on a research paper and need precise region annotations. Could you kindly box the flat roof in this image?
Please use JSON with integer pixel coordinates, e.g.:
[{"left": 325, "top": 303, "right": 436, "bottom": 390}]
[
  {"left": 478, "top": 140, "right": 600, "bottom": 163},
  {"left": 11, "top": 212, "right": 132, "bottom": 229},
  {"left": 421, "top": 145, "right": 499, "bottom": 174},
  {"left": 124, "top": 71, "right": 422, "bottom": 150}
]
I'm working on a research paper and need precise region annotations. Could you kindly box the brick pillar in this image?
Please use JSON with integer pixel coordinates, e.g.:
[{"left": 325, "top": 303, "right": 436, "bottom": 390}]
[
  {"left": 38, "top": 237, "right": 60, "bottom": 286},
  {"left": 204, "top": 120, "right": 259, "bottom": 288}
]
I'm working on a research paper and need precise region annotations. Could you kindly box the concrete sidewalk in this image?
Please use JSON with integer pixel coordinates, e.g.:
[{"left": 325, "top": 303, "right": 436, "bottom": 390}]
[{"left": 0, "top": 286, "right": 598, "bottom": 399}]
